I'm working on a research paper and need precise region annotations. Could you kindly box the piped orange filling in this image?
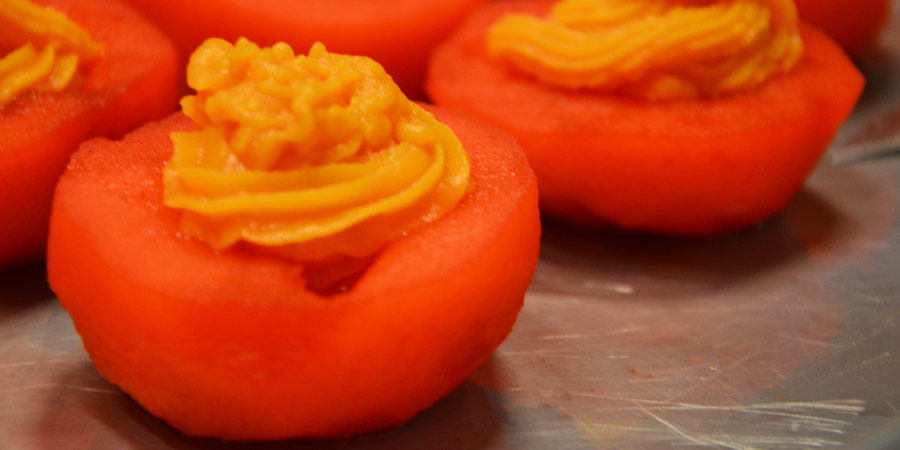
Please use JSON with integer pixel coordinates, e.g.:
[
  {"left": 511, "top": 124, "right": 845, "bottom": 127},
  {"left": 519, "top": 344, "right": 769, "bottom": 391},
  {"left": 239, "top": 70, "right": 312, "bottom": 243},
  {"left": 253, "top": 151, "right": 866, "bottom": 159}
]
[
  {"left": 163, "top": 38, "right": 471, "bottom": 262},
  {"left": 487, "top": 0, "right": 803, "bottom": 100},
  {"left": 0, "top": 0, "right": 103, "bottom": 106}
]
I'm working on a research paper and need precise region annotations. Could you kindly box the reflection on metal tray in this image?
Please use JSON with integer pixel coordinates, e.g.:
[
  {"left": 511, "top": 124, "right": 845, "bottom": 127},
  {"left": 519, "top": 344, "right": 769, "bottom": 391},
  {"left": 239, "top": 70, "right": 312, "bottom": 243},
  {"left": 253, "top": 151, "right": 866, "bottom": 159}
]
[{"left": 2, "top": 4, "right": 900, "bottom": 450}]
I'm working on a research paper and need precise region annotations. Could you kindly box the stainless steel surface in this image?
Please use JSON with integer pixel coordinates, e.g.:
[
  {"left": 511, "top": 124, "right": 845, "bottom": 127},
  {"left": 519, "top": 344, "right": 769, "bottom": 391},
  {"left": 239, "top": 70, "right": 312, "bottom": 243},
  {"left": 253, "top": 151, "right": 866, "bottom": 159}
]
[
  {"left": 830, "top": 137, "right": 900, "bottom": 166},
  {"left": 3, "top": 6, "right": 900, "bottom": 450}
]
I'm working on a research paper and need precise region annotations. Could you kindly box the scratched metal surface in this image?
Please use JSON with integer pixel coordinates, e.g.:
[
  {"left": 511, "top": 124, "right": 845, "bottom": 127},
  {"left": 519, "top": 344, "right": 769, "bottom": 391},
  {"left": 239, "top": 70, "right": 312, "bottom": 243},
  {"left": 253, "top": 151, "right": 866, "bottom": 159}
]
[{"left": 3, "top": 10, "right": 900, "bottom": 450}]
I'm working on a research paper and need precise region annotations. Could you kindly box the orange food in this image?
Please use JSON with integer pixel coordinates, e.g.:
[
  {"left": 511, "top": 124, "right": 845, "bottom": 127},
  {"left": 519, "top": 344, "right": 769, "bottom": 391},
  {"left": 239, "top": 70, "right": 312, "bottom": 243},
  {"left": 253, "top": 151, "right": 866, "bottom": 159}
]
[
  {"left": 427, "top": 1, "right": 864, "bottom": 235},
  {"left": 0, "top": 0, "right": 177, "bottom": 268},
  {"left": 0, "top": 0, "right": 105, "bottom": 105},
  {"left": 486, "top": 0, "right": 804, "bottom": 99},
  {"left": 120, "top": 0, "right": 487, "bottom": 98},
  {"left": 164, "top": 38, "right": 471, "bottom": 262},
  {"left": 794, "top": 0, "right": 890, "bottom": 55},
  {"left": 47, "top": 106, "right": 540, "bottom": 439}
]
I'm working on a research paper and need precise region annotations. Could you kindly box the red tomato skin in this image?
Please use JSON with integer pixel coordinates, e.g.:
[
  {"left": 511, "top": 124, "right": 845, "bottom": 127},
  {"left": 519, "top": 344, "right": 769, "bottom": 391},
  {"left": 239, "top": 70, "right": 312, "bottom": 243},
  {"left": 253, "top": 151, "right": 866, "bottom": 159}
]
[
  {"left": 120, "top": 0, "right": 487, "bottom": 98},
  {"left": 794, "top": 0, "right": 890, "bottom": 55}
]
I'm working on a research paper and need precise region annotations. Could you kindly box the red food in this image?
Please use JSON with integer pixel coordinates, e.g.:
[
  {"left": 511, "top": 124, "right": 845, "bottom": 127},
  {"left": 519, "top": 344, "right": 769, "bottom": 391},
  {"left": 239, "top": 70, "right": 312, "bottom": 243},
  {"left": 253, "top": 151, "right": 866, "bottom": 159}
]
[
  {"left": 427, "top": 1, "right": 864, "bottom": 235},
  {"left": 47, "top": 107, "right": 540, "bottom": 439},
  {"left": 0, "top": 0, "right": 177, "bottom": 268},
  {"left": 120, "top": 0, "right": 486, "bottom": 98},
  {"left": 794, "top": 0, "right": 890, "bottom": 55}
]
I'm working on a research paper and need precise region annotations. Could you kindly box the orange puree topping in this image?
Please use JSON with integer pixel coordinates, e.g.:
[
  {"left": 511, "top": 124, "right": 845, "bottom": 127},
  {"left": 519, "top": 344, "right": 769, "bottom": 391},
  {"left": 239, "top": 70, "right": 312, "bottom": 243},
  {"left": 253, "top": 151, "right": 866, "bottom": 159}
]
[
  {"left": 163, "top": 38, "right": 471, "bottom": 261},
  {"left": 487, "top": 0, "right": 803, "bottom": 100},
  {"left": 0, "top": 0, "right": 103, "bottom": 106}
]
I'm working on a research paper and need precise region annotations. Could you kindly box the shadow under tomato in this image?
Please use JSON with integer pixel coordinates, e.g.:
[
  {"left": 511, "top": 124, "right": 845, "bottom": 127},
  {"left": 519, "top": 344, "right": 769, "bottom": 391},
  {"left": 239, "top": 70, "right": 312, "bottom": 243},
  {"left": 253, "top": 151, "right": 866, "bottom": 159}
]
[
  {"left": 0, "top": 262, "right": 55, "bottom": 323},
  {"left": 531, "top": 187, "right": 842, "bottom": 301},
  {"left": 39, "top": 362, "right": 505, "bottom": 450}
]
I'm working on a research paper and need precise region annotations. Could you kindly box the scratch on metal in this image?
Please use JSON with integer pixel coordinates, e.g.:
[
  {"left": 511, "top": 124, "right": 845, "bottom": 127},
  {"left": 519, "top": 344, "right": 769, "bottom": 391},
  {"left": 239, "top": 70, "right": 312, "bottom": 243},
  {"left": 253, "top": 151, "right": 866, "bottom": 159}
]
[{"left": 629, "top": 399, "right": 865, "bottom": 449}]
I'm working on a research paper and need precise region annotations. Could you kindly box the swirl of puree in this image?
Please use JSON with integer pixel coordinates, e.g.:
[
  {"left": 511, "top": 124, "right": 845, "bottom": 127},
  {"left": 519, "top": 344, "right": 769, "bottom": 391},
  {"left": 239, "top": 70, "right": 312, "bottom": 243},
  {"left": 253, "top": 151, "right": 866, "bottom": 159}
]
[
  {"left": 0, "top": 0, "right": 104, "bottom": 105},
  {"left": 164, "top": 38, "right": 471, "bottom": 262},
  {"left": 487, "top": 0, "right": 803, "bottom": 100}
]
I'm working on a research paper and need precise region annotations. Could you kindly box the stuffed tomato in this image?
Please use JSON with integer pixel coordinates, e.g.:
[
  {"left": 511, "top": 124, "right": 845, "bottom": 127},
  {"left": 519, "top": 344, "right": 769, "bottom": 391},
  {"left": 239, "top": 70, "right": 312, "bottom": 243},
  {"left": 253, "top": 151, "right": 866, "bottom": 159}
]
[
  {"left": 121, "top": 0, "right": 487, "bottom": 98},
  {"left": 427, "top": 0, "right": 864, "bottom": 235},
  {"left": 47, "top": 39, "right": 540, "bottom": 440},
  {"left": 0, "top": 0, "right": 177, "bottom": 268}
]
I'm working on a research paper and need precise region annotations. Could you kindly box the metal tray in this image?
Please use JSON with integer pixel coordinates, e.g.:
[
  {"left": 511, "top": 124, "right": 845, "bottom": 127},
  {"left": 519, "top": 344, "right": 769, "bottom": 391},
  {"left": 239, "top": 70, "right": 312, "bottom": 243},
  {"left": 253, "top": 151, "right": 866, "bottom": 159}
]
[{"left": 2, "top": 5, "right": 899, "bottom": 449}]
